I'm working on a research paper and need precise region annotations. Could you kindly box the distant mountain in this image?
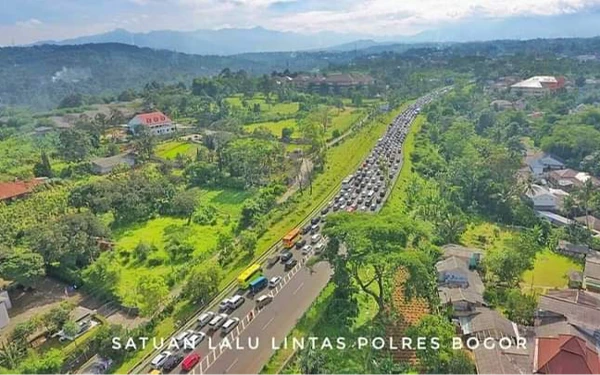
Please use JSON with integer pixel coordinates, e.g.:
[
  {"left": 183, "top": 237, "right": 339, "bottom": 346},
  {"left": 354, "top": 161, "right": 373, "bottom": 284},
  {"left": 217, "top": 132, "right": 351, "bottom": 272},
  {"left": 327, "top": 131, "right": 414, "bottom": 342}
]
[
  {"left": 35, "top": 27, "right": 367, "bottom": 56},
  {"left": 322, "top": 39, "right": 384, "bottom": 52}
]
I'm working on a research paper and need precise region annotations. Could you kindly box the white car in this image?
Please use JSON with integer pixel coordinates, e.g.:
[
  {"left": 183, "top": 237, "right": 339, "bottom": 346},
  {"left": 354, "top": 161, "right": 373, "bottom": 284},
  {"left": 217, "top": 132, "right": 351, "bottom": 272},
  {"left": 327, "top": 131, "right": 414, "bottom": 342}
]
[
  {"left": 197, "top": 311, "right": 215, "bottom": 328},
  {"left": 183, "top": 332, "right": 206, "bottom": 351},
  {"left": 150, "top": 351, "right": 172, "bottom": 368},
  {"left": 218, "top": 298, "right": 231, "bottom": 312},
  {"left": 208, "top": 313, "right": 228, "bottom": 329},
  {"left": 314, "top": 242, "right": 326, "bottom": 254},
  {"left": 221, "top": 317, "right": 240, "bottom": 335},
  {"left": 268, "top": 276, "right": 281, "bottom": 288},
  {"left": 301, "top": 245, "right": 313, "bottom": 255}
]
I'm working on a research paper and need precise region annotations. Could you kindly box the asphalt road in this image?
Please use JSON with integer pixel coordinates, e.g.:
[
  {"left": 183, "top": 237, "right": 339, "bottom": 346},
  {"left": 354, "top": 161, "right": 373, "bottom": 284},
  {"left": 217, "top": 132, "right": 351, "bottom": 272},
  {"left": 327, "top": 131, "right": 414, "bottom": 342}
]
[{"left": 137, "top": 89, "right": 449, "bottom": 375}]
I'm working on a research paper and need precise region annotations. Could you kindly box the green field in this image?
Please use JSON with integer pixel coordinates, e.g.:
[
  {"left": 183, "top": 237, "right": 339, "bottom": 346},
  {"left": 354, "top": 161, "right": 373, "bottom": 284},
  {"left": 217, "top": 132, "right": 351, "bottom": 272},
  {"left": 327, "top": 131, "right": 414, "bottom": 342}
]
[
  {"left": 155, "top": 141, "right": 200, "bottom": 160},
  {"left": 226, "top": 95, "right": 300, "bottom": 115},
  {"left": 522, "top": 250, "right": 583, "bottom": 293},
  {"left": 245, "top": 119, "right": 298, "bottom": 138},
  {"left": 111, "top": 189, "right": 252, "bottom": 299}
]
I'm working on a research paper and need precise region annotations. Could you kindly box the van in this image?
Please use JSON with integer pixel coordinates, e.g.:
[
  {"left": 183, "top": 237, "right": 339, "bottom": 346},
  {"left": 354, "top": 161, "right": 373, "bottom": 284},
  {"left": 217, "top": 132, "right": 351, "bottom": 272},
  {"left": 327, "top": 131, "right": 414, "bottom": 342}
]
[
  {"left": 208, "top": 313, "right": 228, "bottom": 329},
  {"left": 255, "top": 294, "right": 273, "bottom": 308},
  {"left": 314, "top": 242, "right": 325, "bottom": 254},
  {"left": 221, "top": 317, "right": 240, "bottom": 335},
  {"left": 197, "top": 312, "right": 215, "bottom": 328},
  {"left": 181, "top": 353, "right": 201, "bottom": 372},
  {"left": 311, "top": 234, "right": 322, "bottom": 244},
  {"left": 228, "top": 295, "right": 245, "bottom": 310}
]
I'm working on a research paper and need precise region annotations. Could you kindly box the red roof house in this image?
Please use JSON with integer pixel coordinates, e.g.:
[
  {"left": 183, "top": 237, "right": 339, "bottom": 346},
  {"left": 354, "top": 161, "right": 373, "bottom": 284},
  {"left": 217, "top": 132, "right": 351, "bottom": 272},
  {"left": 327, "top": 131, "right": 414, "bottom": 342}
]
[
  {"left": 127, "top": 111, "right": 174, "bottom": 135},
  {"left": 0, "top": 178, "right": 46, "bottom": 202},
  {"left": 534, "top": 334, "right": 600, "bottom": 374}
]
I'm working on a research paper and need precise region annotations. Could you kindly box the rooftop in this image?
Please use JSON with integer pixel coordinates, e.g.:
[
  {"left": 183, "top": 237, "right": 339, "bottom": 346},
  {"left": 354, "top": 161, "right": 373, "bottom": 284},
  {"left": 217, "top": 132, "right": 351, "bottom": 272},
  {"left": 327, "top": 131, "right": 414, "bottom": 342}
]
[
  {"left": 459, "top": 307, "right": 518, "bottom": 339},
  {"left": 534, "top": 334, "right": 600, "bottom": 374},
  {"left": 511, "top": 76, "right": 559, "bottom": 89},
  {"left": 0, "top": 178, "right": 46, "bottom": 201}
]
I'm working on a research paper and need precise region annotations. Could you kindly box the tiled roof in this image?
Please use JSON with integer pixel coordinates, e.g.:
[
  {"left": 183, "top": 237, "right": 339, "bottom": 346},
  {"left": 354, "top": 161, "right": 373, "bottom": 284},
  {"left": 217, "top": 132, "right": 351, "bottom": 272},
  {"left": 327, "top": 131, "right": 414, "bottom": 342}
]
[
  {"left": 131, "top": 111, "right": 171, "bottom": 126},
  {"left": 0, "top": 178, "right": 45, "bottom": 201},
  {"left": 538, "top": 291, "right": 600, "bottom": 331},
  {"left": 584, "top": 255, "right": 600, "bottom": 281},
  {"left": 535, "top": 335, "right": 600, "bottom": 374},
  {"left": 461, "top": 307, "right": 518, "bottom": 339}
]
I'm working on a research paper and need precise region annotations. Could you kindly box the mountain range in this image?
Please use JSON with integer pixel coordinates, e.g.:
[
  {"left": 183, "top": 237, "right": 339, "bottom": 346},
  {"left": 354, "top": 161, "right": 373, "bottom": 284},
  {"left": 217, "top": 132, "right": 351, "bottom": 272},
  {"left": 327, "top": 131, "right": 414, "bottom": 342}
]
[{"left": 31, "top": 10, "right": 600, "bottom": 55}]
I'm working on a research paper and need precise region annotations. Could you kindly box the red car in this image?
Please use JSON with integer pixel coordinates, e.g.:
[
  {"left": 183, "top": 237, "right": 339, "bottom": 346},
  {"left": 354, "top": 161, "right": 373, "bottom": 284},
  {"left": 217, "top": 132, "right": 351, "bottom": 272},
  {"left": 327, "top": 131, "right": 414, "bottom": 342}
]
[{"left": 181, "top": 353, "right": 201, "bottom": 372}]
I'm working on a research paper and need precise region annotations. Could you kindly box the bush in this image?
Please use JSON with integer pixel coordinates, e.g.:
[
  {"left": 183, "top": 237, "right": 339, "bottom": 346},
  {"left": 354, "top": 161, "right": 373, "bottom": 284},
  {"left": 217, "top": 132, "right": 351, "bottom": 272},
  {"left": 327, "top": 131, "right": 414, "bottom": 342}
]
[{"left": 192, "top": 205, "right": 218, "bottom": 225}]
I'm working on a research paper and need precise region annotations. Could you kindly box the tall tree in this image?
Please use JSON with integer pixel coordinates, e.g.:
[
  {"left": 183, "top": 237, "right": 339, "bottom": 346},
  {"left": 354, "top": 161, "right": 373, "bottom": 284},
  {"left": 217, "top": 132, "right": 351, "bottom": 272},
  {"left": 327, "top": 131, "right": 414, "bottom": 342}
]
[
  {"left": 0, "top": 247, "right": 45, "bottom": 288},
  {"left": 182, "top": 263, "right": 222, "bottom": 304},
  {"left": 33, "top": 151, "right": 53, "bottom": 178}
]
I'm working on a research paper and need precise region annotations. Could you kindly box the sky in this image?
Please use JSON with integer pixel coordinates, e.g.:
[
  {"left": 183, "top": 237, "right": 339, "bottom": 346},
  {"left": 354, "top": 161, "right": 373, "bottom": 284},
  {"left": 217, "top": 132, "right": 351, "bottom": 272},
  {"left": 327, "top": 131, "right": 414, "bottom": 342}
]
[{"left": 2, "top": 0, "right": 600, "bottom": 45}]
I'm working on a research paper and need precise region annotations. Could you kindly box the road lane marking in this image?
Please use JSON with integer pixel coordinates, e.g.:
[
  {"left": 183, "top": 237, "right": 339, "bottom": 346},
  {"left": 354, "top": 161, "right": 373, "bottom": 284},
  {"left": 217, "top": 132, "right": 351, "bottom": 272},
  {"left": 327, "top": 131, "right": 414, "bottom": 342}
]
[
  {"left": 225, "top": 358, "right": 239, "bottom": 373},
  {"left": 262, "top": 316, "right": 275, "bottom": 331},
  {"left": 293, "top": 282, "right": 305, "bottom": 295}
]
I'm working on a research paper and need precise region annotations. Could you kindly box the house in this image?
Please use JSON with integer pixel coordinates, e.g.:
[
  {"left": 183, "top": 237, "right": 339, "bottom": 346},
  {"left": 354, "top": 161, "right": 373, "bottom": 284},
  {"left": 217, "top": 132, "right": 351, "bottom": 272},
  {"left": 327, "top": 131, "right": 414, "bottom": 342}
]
[
  {"left": 556, "top": 240, "right": 591, "bottom": 258},
  {"left": 441, "top": 244, "right": 483, "bottom": 265},
  {"left": 439, "top": 287, "right": 485, "bottom": 315},
  {"left": 536, "top": 289, "right": 600, "bottom": 346},
  {"left": 90, "top": 152, "right": 135, "bottom": 175},
  {"left": 490, "top": 100, "right": 514, "bottom": 111},
  {"left": 526, "top": 184, "right": 569, "bottom": 211},
  {"left": 548, "top": 169, "right": 600, "bottom": 191},
  {"left": 575, "top": 215, "right": 600, "bottom": 235},
  {"left": 0, "top": 178, "right": 46, "bottom": 202},
  {"left": 459, "top": 307, "right": 519, "bottom": 341},
  {"left": 127, "top": 111, "right": 175, "bottom": 135},
  {"left": 583, "top": 255, "right": 600, "bottom": 292},
  {"left": 524, "top": 152, "right": 565, "bottom": 178},
  {"left": 511, "top": 76, "right": 566, "bottom": 96},
  {"left": 533, "top": 334, "right": 600, "bottom": 374},
  {"left": 536, "top": 210, "right": 574, "bottom": 227},
  {"left": 473, "top": 342, "right": 532, "bottom": 374},
  {"left": 436, "top": 256, "right": 470, "bottom": 287}
]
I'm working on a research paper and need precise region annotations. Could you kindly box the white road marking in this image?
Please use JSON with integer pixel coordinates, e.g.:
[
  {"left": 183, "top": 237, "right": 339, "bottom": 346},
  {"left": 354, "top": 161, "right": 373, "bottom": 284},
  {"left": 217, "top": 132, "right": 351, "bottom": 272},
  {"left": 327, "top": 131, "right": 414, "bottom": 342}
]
[
  {"left": 225, "top": 358, "right": 239, "bottom": 373},
  {"left": 262, "top": 316, "right": 275, "bottom": 331},
  {"left": 293, "top": 282, "right": 305, "bottom": 295}
]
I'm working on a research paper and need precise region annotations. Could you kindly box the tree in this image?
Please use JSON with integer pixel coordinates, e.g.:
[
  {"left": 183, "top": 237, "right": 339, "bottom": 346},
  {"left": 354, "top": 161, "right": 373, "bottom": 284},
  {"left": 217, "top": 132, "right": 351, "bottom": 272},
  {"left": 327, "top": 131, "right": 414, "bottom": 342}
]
[
  {"left": 164, "top": 233, "right": 195, "bottom": 263},
  {"left": 81, "top": 253, "right": 120, "bottom": 299},
  {"left": 281, "top": 127, "right": 294, "bottom": 142},
  {"left": 170, "top": 189, "right": 198, "bottom": 224},
  {"left": 40, "top": 303, "right": 73, "bottom": 335},
  {"left": 0, "top": 247, "right": 45, "bottom": 288},
  {"left": 62, "top": 320, "right": 80, "bottom": 339},
  {"left": 18, "top": 349, "right": 63, "bottom": 374},
  {"left": 239, "top": 230, "right": 257, "bottom": 258},
  {"left": 132, "top": 125, "right": 156, "bottom": 161},
  {"left": 132, "top": 273, "right": 169, "bottom": 317},
  {"left": 216, "top": 231, "right": 236, "bottom": 266},
  {"left": 184, "top": 161, "right": 222, "bottom": 187},
  {"left": 58, "top": 93, "right": 84, "bottom": 109},
  {"left": 575, "top": 75, "right": 586, "bottom": 87},
  {"left": 33, "top": 151, "right": 53, "bottom": 178},
  {"left": 58, "top": 129, "right": 92, "bottom": 162},
  {"left": 182, "top": 263, "right": 222, "bottom": 304},
  {"left": 298, "top": 347, "right": 326, "bottom": 374},
  {"left": 0, "top": 340, "right": 25, "bottom": 370},
  {"left": 505, "top": 289, "right": 537, "bottom": 325}
]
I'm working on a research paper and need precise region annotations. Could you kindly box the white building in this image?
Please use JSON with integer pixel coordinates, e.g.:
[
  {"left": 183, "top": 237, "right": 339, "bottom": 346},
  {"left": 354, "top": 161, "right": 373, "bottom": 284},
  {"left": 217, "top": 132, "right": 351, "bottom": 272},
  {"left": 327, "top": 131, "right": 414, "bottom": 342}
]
[
  {"left": 127, "top": 111, "right": 175, "bottom": 136},
  {"left": 526, "top": 184, "right": 569, "bottom": 211},
  {"left": 511, "top": 76, "right": 565, "bottom": 96}
]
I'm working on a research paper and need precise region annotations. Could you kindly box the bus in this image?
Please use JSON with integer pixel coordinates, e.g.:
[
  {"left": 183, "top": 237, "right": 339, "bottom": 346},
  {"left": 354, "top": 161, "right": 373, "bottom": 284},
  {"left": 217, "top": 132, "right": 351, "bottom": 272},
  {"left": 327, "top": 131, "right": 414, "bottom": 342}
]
[
  {"left": 249, "top": 276, "right": 268, "bottom": 294},
  {"left": 238, "top": 264, "right": 263, "bottom": 289},
  {"left": 283, "top": 228, "right": 301, "bottom": 248}
]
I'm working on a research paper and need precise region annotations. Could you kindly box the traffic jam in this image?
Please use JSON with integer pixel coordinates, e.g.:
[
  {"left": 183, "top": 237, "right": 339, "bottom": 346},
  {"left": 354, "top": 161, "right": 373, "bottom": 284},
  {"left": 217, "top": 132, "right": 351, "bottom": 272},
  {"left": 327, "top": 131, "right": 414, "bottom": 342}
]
[{"left": 144, "top": 91, "right": 440, "bottom": 374}]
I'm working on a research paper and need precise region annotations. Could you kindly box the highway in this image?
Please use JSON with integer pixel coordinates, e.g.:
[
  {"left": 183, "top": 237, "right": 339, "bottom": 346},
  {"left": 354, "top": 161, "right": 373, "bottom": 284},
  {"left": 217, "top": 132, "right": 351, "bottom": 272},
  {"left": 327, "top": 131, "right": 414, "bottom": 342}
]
[{"left": 136, "top": 89, "right": 448, "bottom": 375}]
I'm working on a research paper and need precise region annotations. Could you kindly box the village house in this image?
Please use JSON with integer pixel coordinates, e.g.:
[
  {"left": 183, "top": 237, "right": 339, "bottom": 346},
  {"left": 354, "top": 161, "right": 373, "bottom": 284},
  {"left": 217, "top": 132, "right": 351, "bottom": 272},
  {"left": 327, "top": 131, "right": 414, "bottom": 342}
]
[
  {"left": 556, "top": 240, "right": 591, "bottom": 259},
  {"left": 533, "top": 334, "right": 600, "bottom": 374},
  {"left": 90, "top": 152, "right": 136, "bottom": 175},
  {"left": 127, "top": 111, "right": 175, "bottom": 136},
  {"left": 511, "top": 76, "right": 566, "bottom": 96},
  {"left": 526, "top": 184, "right": 569, "bottom": 212},
  {"left": 575, "top": 215, "right": 600, "bottom": 236},
  {"left": 0, "top": 178, "right": 47, "bottom": 203},
  {"left": 536, "top": 289, "right": 600, "bottom": 347},
  {"left": 583, "top": 255, "right": 600, "bottom": 293},
  {"left": 524, "top": 152, "right": 565, "bottom": 178},
  {"left": 535, "top": 210, "right": 574, "bottom": 227},
  {"left": 548, "top": 168, "right": 600, "bottom": 191}
]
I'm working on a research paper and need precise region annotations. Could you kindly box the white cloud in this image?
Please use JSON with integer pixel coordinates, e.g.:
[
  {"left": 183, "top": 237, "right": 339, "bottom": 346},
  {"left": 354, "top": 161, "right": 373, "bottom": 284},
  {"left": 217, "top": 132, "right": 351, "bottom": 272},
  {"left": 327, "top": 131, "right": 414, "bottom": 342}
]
[{"left": 15, "top": 18, "right": 43, "bottom": 28}]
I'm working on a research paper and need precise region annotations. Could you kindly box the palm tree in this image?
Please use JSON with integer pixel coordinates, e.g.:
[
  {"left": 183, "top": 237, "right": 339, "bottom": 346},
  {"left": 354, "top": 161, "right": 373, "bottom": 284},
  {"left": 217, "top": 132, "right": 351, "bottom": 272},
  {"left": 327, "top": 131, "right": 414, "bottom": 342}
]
[
  {"left": 575, "top": 179, "right": 595, "bottom": 230},
  {"left": 0, "top": 341, "right": 24, "bottom": 369}
]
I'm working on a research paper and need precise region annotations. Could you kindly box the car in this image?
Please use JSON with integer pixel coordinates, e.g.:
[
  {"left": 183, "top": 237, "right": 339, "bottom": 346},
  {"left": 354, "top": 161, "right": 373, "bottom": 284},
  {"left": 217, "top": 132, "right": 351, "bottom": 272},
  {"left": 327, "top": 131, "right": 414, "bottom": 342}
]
[
  {"left": 221, "top": 317, "right": 240, "bottom": 335},
  {"left": 150, "top": 351, "right": 172, "bottom": 369},
  {"left": 295, "top": 238, "right": 307, "bottom": 249},
  {"left": 301, "top": 224, "right": 312, "bottom": 235},
  {"left": 370, "top": 203, "right": 377, "bottom": 211},
  {"left": 162, "top": 354, "right": 184, "bottom": 372},
  {"left": 310, "top": 224, "right": 320, "bottom": 233},
  {"left": 184, "top": 332, "right": 206, "bottom": 350},
  {"left": 321, "top": 207, "right": 330, "bottom": 215},
  {"left": 314, "top": 242, "right": 326, "bottom": 254},
  {"left": 346, "top": 206, "right": 356, "bottom": 213},
  {"left": 208, "top": 313, "right": 228, "bottom": 329},
  {"left": 284, "top": 258, "right": 298, "bottom": 270},
  {"left": 302, "top": 245, "right": 313, "bottom": 255},
  {"left": 256, "top": 294, "right": 273, "bottom": 308},
  {"left": 218, "top": 298, "right": 231, "bottom": 312},
  {"left": 268, "top": 276, "right": 281, "bottom": 288},
  {"left": 197, "top": 311, "right": 215, "bottom": 328},
  {"left": 311, "top": 234, "right": 322, "bottom": 244},
  {"left": 280, "top": 251, "right": 293, "bottom": 263},
  {"left": 181, "top": 353, "right": 201, "bottom": 372},
  {"left": 332, "top": 204, "right": 340, "bottom": 211},
  {"left": 175, "top": 329, "right": 194, "bottom": 345},
  {"left": 228, "top": 295, "right": 245, "bottom": 310},
  {"left": 267, "top": 254, "right": 280, "bottom": 267},
  {"left": 379, "top": 190, "right": 385, "bottom": 198}
]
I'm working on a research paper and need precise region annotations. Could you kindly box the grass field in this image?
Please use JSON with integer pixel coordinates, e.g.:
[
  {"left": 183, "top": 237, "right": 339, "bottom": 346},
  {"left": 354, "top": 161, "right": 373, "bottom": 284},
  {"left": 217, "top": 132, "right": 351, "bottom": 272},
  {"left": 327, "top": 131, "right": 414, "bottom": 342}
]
[
  {"left": 112, "top": 189, "right": 252, "bottom": 299},
  {"left": 521, "top": 250, "right": 583, "bottom": 293},
  {"left": 245, "top": 119, "right": 298, "bottom": 138},
  {"left": 155, "top": 141, "right": 200, "bottom": 160},
  {"left": 226, "top": 95, "right": 300, "bottom": 115},
  {"left": 326, "top": 108, "right": 365, "bottom": 138}
]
